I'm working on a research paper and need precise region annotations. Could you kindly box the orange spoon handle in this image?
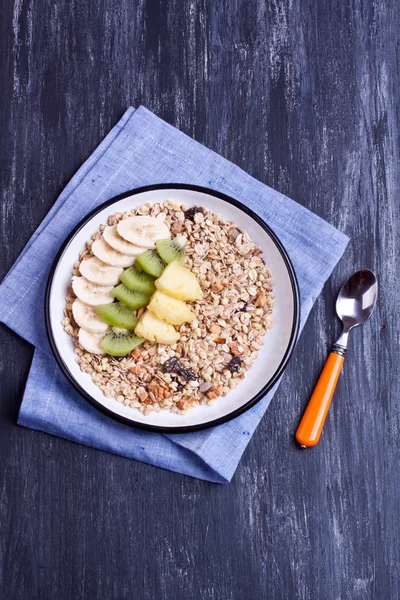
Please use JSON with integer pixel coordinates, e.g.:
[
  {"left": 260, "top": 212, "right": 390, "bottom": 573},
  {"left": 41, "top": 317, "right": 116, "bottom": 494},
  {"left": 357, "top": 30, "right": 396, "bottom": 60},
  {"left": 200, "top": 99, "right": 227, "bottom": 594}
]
[{"left": 295, "top": 352, "right": 345, "bottom": 447}]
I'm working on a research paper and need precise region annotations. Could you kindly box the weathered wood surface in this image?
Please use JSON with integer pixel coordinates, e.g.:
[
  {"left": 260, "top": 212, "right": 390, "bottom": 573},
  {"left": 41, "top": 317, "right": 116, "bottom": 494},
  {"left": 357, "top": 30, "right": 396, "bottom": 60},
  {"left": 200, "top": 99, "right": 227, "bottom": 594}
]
[{"left": 1, "top": 1, "right": 399, "bottom": 598}]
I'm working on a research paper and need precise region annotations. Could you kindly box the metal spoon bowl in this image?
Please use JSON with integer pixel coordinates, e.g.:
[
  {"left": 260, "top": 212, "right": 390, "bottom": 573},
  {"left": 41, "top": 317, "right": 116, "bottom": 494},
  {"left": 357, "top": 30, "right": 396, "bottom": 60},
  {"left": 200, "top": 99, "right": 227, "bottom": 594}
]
[{"left": 335, "top": 269, "right": 378, "bottom": 353}]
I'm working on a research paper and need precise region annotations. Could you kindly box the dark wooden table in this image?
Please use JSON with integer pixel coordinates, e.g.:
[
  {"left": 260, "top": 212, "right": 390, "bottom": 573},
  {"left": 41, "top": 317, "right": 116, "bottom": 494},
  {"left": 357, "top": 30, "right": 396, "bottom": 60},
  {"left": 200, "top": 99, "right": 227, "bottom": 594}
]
[{"left": 1, "top": 1, "right": 399, "bottom": 598}]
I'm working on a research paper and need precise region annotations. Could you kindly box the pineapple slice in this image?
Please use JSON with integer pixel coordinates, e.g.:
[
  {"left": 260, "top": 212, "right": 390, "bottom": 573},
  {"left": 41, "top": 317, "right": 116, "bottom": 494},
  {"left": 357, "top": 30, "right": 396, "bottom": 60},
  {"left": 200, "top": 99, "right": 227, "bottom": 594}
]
[
  {"left": 148, "top": 291, "right": 196, "bottom": 326},
  {"left": 155, "top": 261, "right": 203, "bottom": 302},
  {"left": 135, "top": 310, "right": 180, "bottom": 345}
]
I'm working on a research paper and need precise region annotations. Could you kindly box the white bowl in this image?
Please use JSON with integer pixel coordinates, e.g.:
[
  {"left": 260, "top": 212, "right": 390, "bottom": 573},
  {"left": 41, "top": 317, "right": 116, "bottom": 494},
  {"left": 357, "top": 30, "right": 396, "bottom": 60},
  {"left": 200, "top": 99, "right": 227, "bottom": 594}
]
[{"left": 45, "top": 184, "right": 300, "bottom": 432}]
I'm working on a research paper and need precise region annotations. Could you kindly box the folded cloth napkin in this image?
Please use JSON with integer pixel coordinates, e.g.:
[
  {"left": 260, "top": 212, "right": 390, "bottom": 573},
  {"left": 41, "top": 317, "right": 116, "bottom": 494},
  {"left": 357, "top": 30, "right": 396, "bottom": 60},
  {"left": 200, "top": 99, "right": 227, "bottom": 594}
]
[{"left": 0, "top": 106, "right": 349, "bottom": 483}]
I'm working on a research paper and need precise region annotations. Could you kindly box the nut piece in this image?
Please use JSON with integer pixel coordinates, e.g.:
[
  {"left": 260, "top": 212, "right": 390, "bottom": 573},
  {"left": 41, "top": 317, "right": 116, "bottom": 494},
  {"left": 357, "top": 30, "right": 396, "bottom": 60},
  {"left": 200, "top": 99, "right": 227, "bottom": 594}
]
[
  {"left": 147, "top": 379, "right": 172, "bottom": 402},
  {"left": 199, "top": 382, "right": 213, "bottom": 393},
  {"left": 131, "top": 348, "right": 143, "bottom": 361},
  {"left": 255, "top": 292, "right": 267, "bottom": 307},
  {"left": 229, "top": 342, "right": 244, "bottom": 356},
  {"left": 211, "top": 282, "right": 224, "bottom": 294},
  {"left": 228, "top": 228, "right": 241, "bottom": 242},
  {"left": 129, "top": 364, "right": 151, "bottom": 381},
  {"left": 107, "top": 215, "right": 118, "bottom": 226},
  {"left": 209, "top": 324, "right": 222, "bottom": 335},
  {"left": 136, "top": 386, "right": 148, "bottom": 401},
  {"left": 177, "top": 395, "right": 198, "bottom": 410},
  {"left": 206, "top": 385, "right": 222, "bottom": 400},
  {"left": 147, "top": 381, "right": 163, "bottom": 401},
  {"left": 209, "top": 324, "right": 224, "bottom": 342}
]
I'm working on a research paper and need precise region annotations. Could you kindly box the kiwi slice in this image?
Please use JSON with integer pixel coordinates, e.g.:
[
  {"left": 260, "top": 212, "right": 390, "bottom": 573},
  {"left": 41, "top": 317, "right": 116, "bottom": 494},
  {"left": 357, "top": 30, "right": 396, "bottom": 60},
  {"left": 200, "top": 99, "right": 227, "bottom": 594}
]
[
  {"left": 120, "top": 264, "right": 156, "bottom": 296},
  {"left": 112, "top": 284, "right": 149, "bottom": 310},
  {"left": 136, "top": 250, "right": 166, "bottom": 278},
  {"left": 156, "top": 236, "right": 186, "bottom": 265},
  {"left": 95, "top": 302, "right": 138, "bottom": 330},
  {"left": 99, "top": 327, "right": 144, "bottom": 356}
]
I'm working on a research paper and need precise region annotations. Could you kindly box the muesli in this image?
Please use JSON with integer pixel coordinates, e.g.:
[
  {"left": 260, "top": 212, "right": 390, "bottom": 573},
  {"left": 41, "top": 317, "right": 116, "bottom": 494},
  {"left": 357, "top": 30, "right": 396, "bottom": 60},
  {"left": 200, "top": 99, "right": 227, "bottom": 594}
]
[{"left": 62, "top": 199, "right": 274, "bottom": 415}]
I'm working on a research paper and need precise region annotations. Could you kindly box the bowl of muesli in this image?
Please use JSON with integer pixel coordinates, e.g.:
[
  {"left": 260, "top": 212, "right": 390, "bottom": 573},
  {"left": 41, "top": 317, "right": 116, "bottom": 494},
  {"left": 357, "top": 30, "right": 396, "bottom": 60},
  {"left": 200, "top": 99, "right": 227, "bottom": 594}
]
[{"left": 45, "top": 184, "right": 300, "bottom": 432}]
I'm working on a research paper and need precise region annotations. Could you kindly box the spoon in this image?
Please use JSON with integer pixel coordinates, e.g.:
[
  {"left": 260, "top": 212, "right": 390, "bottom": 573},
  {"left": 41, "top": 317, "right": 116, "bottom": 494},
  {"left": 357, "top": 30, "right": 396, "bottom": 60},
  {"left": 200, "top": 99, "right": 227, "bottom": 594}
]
[{"left": 295, "top": 269, "right": 378, "bottom": 448}]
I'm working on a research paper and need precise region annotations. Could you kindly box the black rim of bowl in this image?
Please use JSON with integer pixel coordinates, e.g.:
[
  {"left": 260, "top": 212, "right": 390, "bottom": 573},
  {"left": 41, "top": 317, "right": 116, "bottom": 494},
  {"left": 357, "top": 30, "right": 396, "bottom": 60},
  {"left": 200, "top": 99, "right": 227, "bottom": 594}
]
[{"left": 45, "top": 183, "right": 301, "bottom": 433}]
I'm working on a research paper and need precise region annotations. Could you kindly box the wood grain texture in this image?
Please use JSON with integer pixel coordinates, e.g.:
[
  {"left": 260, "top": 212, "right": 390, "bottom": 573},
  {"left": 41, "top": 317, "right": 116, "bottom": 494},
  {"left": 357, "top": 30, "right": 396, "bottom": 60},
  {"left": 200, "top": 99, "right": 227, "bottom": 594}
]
[{"left": 1, "top": 1, "right": 399, "bottom": 598}]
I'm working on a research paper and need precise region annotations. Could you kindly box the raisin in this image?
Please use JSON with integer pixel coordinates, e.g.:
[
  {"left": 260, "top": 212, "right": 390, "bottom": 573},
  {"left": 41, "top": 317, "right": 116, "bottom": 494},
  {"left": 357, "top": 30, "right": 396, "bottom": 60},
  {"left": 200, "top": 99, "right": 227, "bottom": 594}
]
[
  {"left": 179, "top": 368, "right": 197, "bottom": 381},
  {"left": 163, "top": 358, "right": 197, "bottom": 381},
  {"left": 227, "top": 357, "right": 241, "bottom": 373},
  {"left": 163, "top": 357, "right": 182, "bottom": 373},
  {"left": 184, "top": 206, "right": 204, "bottom": 222},
  {"left": 176, "top": 383, "right": 185, "bottom": 393}
]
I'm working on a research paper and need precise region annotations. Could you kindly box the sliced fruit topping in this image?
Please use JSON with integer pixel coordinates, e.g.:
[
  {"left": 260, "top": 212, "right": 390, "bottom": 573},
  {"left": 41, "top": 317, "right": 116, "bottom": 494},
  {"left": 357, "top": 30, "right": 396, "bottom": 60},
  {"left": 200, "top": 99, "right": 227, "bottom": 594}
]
[
  {"left": 135, "top": 310, "right": 180, "bottom": 345},
  {"left": 95, "top": 302, "right": 138, "bottom": 330},
  {"left": 72, "top": 298, "right": 110, "bottom": 333},
  {"left": 155, "top": 261, "right": 203, "bottom": 301},
  {"left": 117, "top": 215, "right": 170, "bottom": 249},
  {"left": 147, "top": 290, "right": 196, "bottom": 326},
  {"left": 79, "top": 256, "right": 123, "bottom": 286},
  {"left": 136, "top": 249, "right": 166, "bottom": 278},
  {"left": 156, "top": 236, "right": 186, "bottom": 265},
  {"left": 112, "top": 284, "right": 149, "bottom": 310},
  {"left": 91, "top": 237, "right": 136, "bottom": 268},
  {"left": 72, "top": 276, "right": 114, "bottom": 306},
  {"left": 119, "top": 264, "right": 156, "bottom": 296},
  {"left": 103, "top": 225, "right": 144, "bottom": 256},
  {"left": 99, "top": 327, "right": 144, "bottom": 357},
  {"left": 78, "top": 329, "right": 106, "bottom": 354}
]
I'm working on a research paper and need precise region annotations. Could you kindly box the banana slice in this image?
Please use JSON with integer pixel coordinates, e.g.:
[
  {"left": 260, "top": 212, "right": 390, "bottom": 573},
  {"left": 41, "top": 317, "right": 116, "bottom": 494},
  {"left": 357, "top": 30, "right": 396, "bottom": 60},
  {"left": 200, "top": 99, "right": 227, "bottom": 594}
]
[
  {"left": 92, "top": 238, "right": 136, "bottom": 267},
  {"left": 72, "top": 276, "right": 114, "bottom": 306},
  {"left": 79, "top": 256, "right": 123, "bottom": 286},
  {"left": 117, "top": 216, "right": 170, "bottom": 249},
  {"left": 78, "top": 328, "right": 106, "bottom": 355},
  {"left": 72, "top": 299, "right": 110, "bottom": 333},
  {"left": 103, "top": 225, "right": 143, "bottom": 256}
]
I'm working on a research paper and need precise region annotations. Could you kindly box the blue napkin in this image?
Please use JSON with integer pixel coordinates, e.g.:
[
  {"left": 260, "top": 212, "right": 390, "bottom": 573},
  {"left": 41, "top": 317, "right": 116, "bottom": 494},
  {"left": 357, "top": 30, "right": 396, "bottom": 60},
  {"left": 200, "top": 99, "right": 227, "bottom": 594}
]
[{"left": 0, "top": 106, "right": 348, "bottom": 483}]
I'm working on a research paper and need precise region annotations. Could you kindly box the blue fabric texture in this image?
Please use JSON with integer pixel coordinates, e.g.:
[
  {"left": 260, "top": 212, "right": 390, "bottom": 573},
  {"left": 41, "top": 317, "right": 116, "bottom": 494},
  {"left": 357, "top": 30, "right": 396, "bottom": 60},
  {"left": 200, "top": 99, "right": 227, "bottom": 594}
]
[{"left": 0, "top": 106, "right": 349, "bottom": 483}]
